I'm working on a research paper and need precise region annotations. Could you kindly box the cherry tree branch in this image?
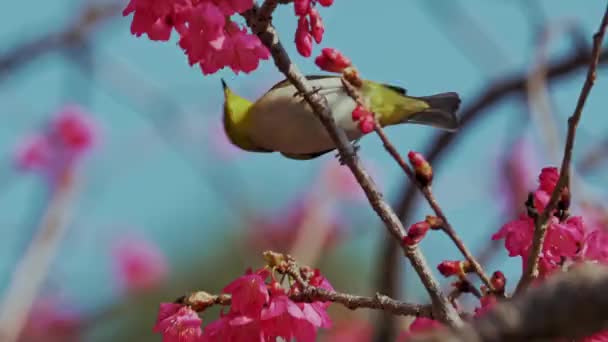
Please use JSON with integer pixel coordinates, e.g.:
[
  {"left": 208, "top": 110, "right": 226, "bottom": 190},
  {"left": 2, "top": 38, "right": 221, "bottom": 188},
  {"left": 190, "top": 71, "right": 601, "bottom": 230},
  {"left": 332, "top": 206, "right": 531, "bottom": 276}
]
[
  {"left": 376, "top": 27, "right": 608, "bottom": 341},
  {"left": 517, "top": 5, "right": 608, "bottom": 294},
  {"left": 181, "top": 287, "right": 433, "bottom": 318},
  {"left": 411, "top": 263, "right": 608, "bottom": 342},
  {"left": 340, "top": 78, "right": 494, "bottom": 292},
  {"left": 241, "top": 5, "right": 462, "bottom": 327},
  {"left": 0, "top": 173, "right": 80, "bottom": 342},
  {"left": 179, "top": 251, "right": 433, "bottom": 317}
]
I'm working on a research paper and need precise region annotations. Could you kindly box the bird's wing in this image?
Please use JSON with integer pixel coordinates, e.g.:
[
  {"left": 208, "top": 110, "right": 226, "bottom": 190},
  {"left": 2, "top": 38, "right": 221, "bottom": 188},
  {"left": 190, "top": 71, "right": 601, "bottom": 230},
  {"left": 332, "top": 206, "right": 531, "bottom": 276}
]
[
  {"left": 380, "top": 83, "right": 407, "bottom": 95},
  {"left": 280, "top": 148, "right": 335, "bottom": 160},
  {"left": 268, "top": 75, "right": 341, "bottom": 91}
]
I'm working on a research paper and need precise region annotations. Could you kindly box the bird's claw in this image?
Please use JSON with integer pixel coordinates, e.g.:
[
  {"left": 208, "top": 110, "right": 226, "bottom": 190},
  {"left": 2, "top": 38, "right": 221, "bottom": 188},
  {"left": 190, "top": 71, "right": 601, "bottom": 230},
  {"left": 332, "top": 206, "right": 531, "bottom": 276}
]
[{"left": 335, "top": 142, "right": 360, "bottom": 165}]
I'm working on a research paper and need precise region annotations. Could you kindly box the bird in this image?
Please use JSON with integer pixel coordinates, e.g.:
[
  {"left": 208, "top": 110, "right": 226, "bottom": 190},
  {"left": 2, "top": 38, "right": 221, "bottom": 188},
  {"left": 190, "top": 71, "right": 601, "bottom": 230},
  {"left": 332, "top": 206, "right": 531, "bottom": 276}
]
[{"left": 221, "top": 75, "right": 461, "bottom": 160}]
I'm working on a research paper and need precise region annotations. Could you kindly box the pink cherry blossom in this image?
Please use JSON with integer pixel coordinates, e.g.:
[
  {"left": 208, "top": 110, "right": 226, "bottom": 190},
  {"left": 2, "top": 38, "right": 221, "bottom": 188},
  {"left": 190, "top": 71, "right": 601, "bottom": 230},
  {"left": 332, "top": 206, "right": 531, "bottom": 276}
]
[
  {"left": 493, "top": 214, "right": 585, "bottom": 275},
  {"left": 14, "top": 105, "right": 97, "bottom": 185},
  {"left": 223, "top": 273, "right": 269, "bottom": 317},
  {"left": 581, "top": 330, "right": 608, "bottom": 342},
  {"left": 581, "top": 229, "right": 608, "bottom": 263},
  {"left": 202, "top": 270, "right": 333, "bottom": 341},
  {"left": 210, "top": 0, "right": 255, "bottom": 16},
  {"left": 14, "top": 133, "right": 53, "bottom": 171},
  {"left": 124, "top": 0, "right": 268, "bottom": 75},
  {"left": 533, "top": 167, "right": 560, "bottom": 212},
  {"left": 399, "top": 317, "right": 442, "bottom": 341},
  {"left": 474, "top": 295, "right": 498, "bottom": 317},
  {"left": 154, "top": 303, "right": 202, "bottom": 342},
  {"left": 51, "top": 105, "right": 96, "bottom": 154},
  {"left": 20, "top": 297, "right": 82, "bottom": 342},
  {"left": 538, "top": 167, "right": 559, "bottom": 193},
  {"left": 112, "top": 235, "right": 168, "bottom": 292}
]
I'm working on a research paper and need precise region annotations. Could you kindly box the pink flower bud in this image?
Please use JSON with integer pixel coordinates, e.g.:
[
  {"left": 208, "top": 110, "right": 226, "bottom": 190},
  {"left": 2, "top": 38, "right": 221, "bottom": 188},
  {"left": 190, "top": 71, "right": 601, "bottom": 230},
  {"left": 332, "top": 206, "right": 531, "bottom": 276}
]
[
  {"left": 351, "top": 104, "right": 367, "bottom": 121},
  {"left": 295, "top": 17, "right": 313, "bottom": 57},
  {"left": 491, "top": 271, "right": 506, "bottom": 293},
  {"left": 358, "top": 115, "right": 375, "bottom": 134},
  {"left": 408, "top": 150, "right": 433, "bottom": 185},
  {"left": 437, "top": 260, "right": 464, "bottom": 277},
  {"left": 315, "top": 48, "right": 352, "bottom": 73},
  {"left": 294, "top": 0, "right": 311, "bottom": 16},
  {"left": 308, "top": 8, "right": 324, "bottom": 43},
  {"left": 317, "top": 0, "right": 334, "bottom": 7},
  {"left": 402, "top": 221, "right": 431, "bottom": 246}
]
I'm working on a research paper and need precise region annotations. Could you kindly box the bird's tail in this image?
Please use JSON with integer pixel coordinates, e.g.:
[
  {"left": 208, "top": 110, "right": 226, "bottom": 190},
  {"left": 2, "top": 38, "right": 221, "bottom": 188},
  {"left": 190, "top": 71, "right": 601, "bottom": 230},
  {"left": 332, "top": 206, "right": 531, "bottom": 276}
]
[{"left": 405, "top": 92, "right": 461, "bottom": 131}]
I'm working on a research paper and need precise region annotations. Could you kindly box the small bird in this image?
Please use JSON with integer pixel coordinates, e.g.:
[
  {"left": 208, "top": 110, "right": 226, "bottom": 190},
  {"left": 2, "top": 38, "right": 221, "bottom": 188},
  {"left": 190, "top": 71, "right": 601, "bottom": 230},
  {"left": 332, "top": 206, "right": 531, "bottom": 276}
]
[{"left": 222, "top": 76, "right": 461, "bottom": 160}]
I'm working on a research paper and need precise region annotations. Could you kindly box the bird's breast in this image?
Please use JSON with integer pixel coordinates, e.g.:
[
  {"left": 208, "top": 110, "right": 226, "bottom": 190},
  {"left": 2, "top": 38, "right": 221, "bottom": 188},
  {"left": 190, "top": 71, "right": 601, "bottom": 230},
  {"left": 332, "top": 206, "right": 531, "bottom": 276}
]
[{"left": 246, "top": 79, "right": 362, "bottom": 155}]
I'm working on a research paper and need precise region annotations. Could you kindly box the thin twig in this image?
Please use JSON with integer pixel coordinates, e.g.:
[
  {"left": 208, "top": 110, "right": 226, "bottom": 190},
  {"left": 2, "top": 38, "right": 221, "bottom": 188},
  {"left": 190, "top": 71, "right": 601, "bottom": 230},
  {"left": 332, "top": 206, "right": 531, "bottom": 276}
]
[
  {"left": 181, "top": 285, "right": 433, "bottom": 318},
  {"left": 517, "top": 5, "right": 608, "bottom": 294},
  {"left": 376, "top": 32, "right": 608, "bottom": 341},
  {"left": 341, "top": 77, "right": 494, "bottom": 292},
  {"left": 241, "top": 5, "right": 462, "bottom": 327}
]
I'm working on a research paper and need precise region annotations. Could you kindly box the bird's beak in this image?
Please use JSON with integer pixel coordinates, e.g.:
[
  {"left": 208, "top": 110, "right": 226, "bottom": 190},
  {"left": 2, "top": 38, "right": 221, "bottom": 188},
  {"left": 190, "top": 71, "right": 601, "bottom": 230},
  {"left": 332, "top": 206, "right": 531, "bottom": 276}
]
[{"left": 221, "top": 78, "right": 228, "bottom": 90}]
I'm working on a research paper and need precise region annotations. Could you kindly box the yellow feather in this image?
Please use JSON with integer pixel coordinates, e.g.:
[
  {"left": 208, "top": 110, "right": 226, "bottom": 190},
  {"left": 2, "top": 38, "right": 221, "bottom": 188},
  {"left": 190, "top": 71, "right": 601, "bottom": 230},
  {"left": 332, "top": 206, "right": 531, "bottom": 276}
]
[{"left": 222, "top": 80, "right": 271, "bottom": 152}]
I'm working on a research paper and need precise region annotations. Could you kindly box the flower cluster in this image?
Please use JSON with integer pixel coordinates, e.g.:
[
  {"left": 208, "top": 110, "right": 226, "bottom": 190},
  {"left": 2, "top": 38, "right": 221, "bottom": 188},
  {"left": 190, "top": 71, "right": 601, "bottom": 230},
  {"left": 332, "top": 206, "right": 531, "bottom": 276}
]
[
  {"left": 112, "top": 235, "right": 169, "bottom": 293},
  {"left": 153, "top": 267, "right": 333, "bottom": 341},
  {"left": 14, "top": 105, "right": 96, "bottom": 185},
  {"left": 123, "top": 0, "right": 270, "bottom": 74},
  {"left": 314, "top": 48, "right": 352, "bottom": 73},
  {"left": 491, "top": 167, "right": 607, "bottom": 278},
  {"left": 351, "top": 104, "right": 375, "bottom": 134},
  {"left": 293, "top": 0, "right": 333, "bottom": 57}
]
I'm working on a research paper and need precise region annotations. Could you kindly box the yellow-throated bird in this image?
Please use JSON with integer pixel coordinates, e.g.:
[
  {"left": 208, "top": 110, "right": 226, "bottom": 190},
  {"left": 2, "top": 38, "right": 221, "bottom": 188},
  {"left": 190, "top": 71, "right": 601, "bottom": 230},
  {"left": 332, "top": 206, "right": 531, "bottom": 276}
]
[{"left": 222, "top": 76, "right": 460, "bottom": 160}]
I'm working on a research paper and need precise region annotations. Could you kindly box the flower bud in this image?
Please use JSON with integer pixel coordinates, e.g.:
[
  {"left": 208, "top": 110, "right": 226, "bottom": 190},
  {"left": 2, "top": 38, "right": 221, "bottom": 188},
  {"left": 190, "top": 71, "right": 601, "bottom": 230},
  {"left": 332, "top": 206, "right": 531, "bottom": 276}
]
[
  {"left": 491, "top": 271, "right": 506, "bottom": 294},
  {"left": 402, "top": 221, "right": 431, "bottom": 246},
  {"left": 317, "top": 0, "right": 334, "bottom": 6},
  {"left": 308, "top": 8, "right": 324, "bottom": 43},
  {"left": 351, "top": 104, "right": 368, "bottom": 121},
  {"left": 315, "top": 48, "right": 352, "bottom": 73},
  {"left": 294, "top": 0, "right": 311, "bottom": 16},
  {"left": 295, "top": 17, "right": 312, "bottom": 57},
  {"left": 358, "top": 115, "right": 375, "bottom": 134},
  {"left": 408, "top": 151, "right": 433, "bottom": 185},
  {"left": 437, "top": 260, "right": 471, "bottom": 277}
]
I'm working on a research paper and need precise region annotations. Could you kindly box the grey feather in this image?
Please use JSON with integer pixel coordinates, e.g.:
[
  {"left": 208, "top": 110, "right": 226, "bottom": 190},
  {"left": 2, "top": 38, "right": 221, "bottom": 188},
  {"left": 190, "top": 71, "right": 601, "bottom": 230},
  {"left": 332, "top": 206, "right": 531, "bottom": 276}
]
[{"left": 406, "top": 92, "right": 461, "bottom": 131}]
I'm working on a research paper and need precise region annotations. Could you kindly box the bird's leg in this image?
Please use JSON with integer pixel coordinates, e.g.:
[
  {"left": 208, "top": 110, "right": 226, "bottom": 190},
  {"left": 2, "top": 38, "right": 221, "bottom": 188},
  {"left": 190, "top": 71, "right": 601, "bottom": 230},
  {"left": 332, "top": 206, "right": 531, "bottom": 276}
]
[
  {"left": 293, "top": 86, "right": 322, "bottom": 100},
  {"left": 335, "top": 140, "right": 361, "bottom": 165},
  {"left": 352, "top": 138, "right": 361, "bottom": 153}
]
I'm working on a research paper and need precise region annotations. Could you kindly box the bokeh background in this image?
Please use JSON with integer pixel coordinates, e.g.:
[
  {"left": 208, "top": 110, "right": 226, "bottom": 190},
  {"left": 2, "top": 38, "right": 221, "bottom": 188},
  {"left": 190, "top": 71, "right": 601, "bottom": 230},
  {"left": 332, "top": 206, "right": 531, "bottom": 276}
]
[{"left": 1, "top": 0, "right": 607, "bottom": 340}]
